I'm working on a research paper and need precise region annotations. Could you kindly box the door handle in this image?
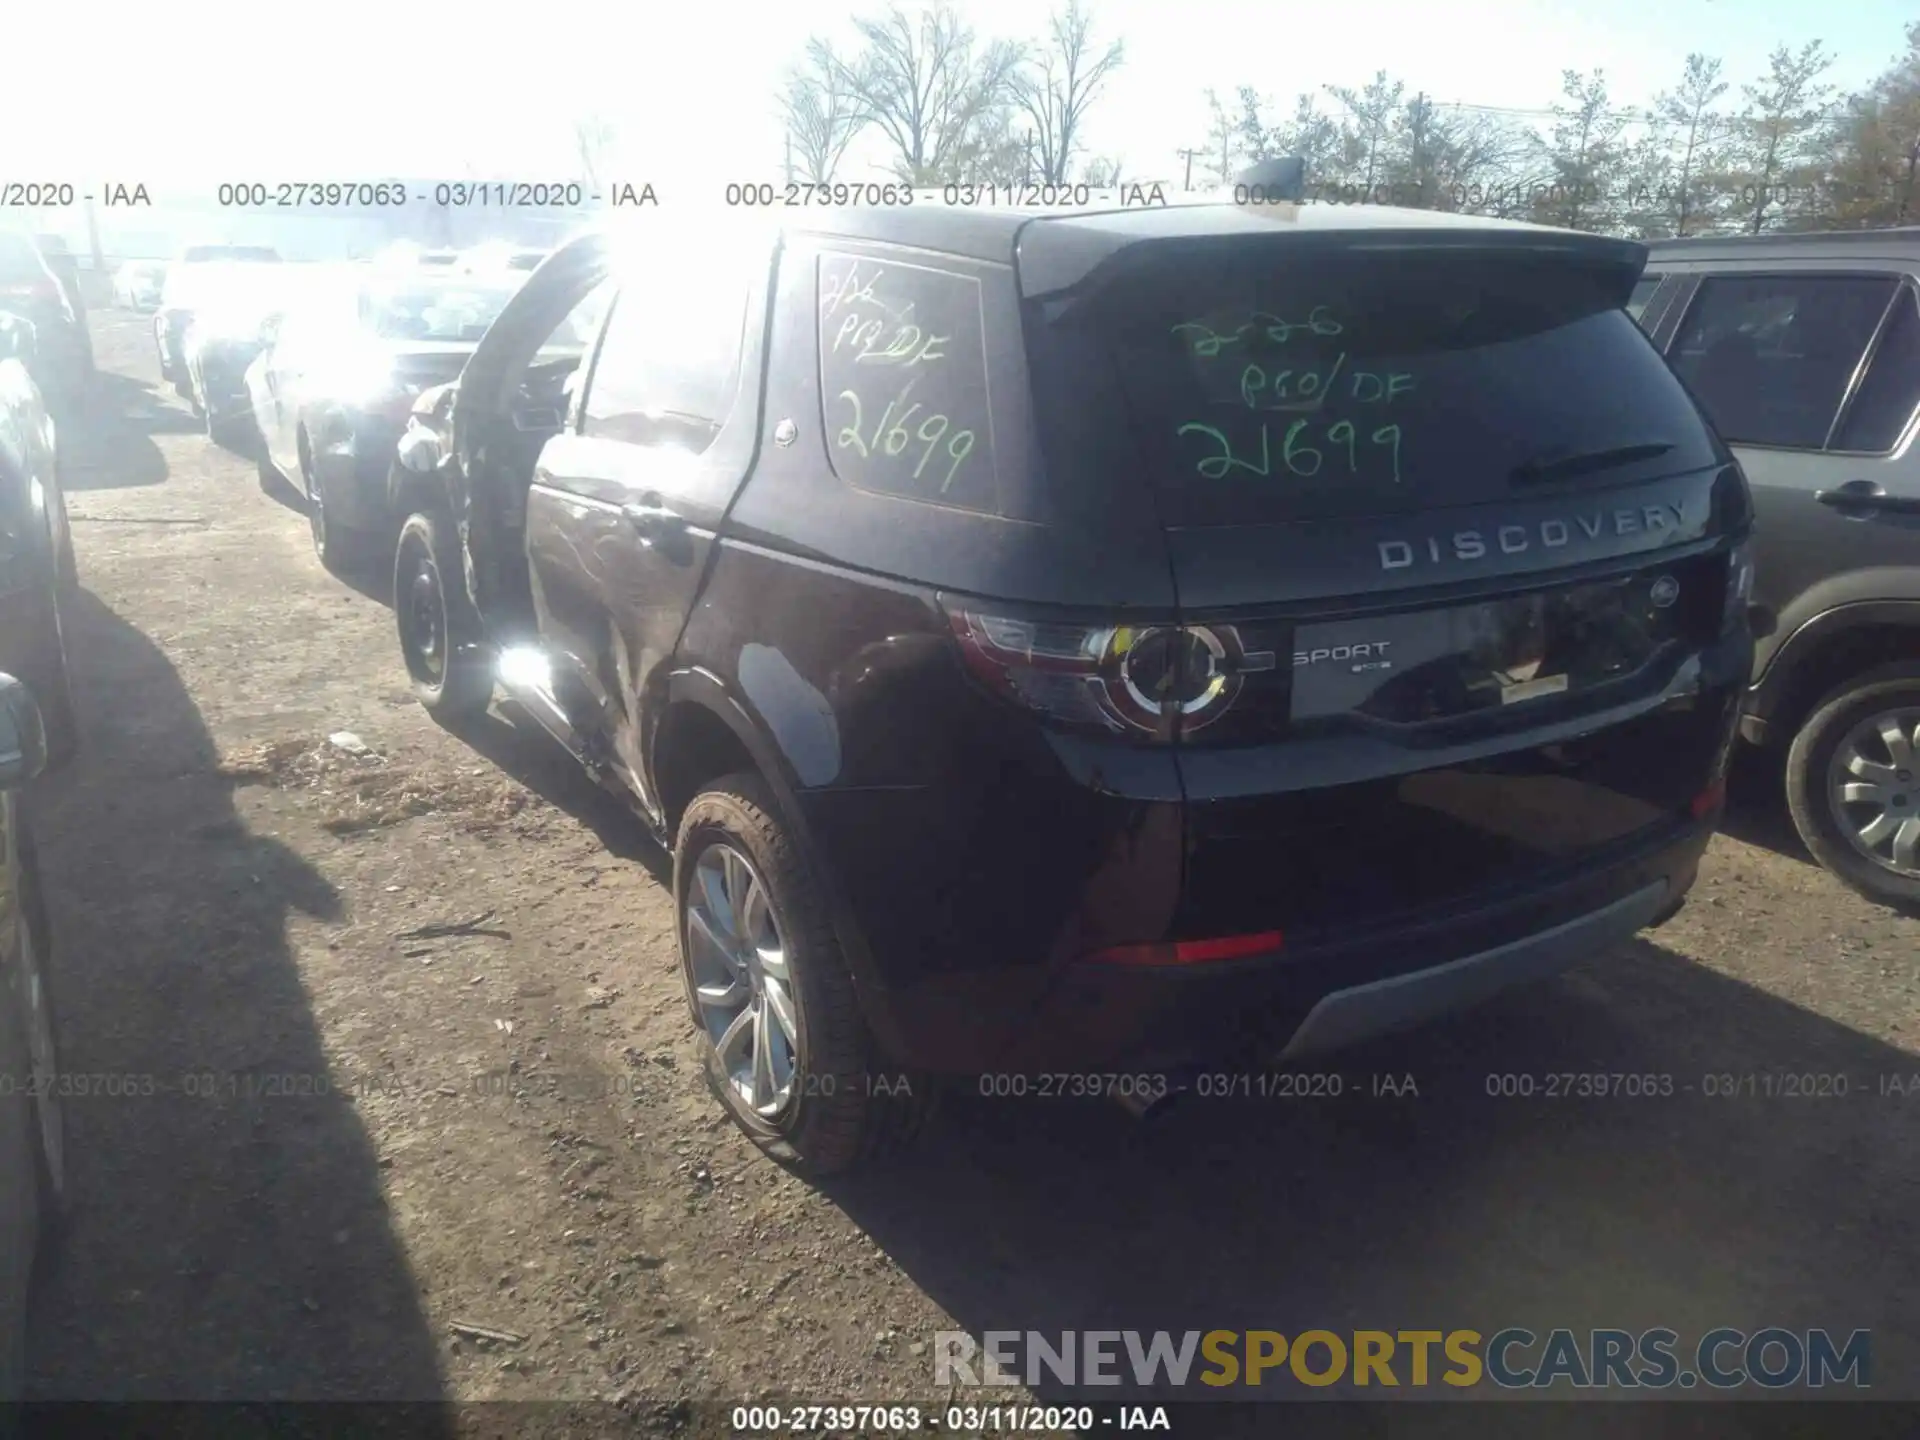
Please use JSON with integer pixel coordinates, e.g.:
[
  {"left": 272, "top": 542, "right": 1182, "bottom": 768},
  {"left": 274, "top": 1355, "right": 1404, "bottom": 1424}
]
[
  {"left": 622, "top": 499, "right": 686, "bottom": 546},
  {"left": 1816, "top": 481, "right": 1920, "bottom": 517}
]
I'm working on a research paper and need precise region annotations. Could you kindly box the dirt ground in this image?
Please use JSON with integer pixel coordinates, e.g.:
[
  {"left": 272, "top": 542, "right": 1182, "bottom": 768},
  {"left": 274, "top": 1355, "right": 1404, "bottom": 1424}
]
[{"left": 18, "top": 310, "right": 1920, "bottom": 1417}]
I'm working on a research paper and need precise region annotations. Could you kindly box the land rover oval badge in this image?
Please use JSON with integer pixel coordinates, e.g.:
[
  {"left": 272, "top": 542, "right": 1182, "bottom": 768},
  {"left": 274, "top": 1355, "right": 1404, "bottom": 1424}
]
[{"left": 1650, "top": 575, "right": 1680, "bottom": 608}]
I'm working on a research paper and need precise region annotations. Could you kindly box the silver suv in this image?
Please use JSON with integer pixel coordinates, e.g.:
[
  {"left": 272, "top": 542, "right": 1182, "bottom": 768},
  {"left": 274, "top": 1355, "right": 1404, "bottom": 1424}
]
[{"left": 1640, "top": 231, "right": 1920, "bottom": 907}]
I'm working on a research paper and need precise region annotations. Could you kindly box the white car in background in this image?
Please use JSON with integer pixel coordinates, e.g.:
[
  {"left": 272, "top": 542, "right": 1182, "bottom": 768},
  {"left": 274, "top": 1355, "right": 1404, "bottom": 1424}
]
[{"left": 113, "top": 261, "right": 167, "bottom": 312}]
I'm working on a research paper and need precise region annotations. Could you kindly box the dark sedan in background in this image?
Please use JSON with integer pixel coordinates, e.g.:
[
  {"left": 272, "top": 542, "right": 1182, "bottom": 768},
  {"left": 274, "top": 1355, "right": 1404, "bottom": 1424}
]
[
  {"left": 113, "top": 260, "right": 166, "bottom": 312},
  {"left": 248, "top": 268, "right": 531, "bottom": 572},
  {"left": 0, "top": 234, "right": 91, "bottom": 405}
]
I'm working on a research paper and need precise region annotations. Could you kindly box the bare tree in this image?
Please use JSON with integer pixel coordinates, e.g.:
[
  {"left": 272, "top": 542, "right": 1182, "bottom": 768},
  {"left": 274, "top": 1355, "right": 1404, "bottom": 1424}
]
[
  {"left": 1727, "top": 41, "right": 1837, "bottom": 233},
  {"left": 1012, "top": 1, "right": 1125, "bottom": 185},
  {"left": 1202, "top": 88, "right": 1239, "bottom": 184},
  {"left": 574, "top": 112, "right": 616, "bottom": 191},
  {"left": 1652, "top": 54, "right": 1733, "bottom": 236},
  {"left": 1380, "top": 96, "right": 1530, "bottom": 211},
  {"left": 839, "top": 2, "right": 1026, "bottom": 185},
  {"left": 1325, "top": 71, "right": 1405, "bottom": 192},
  {"left": 1537, "top": 69, "right": 1630, "bottom": 230},
  {"left": 949, "top": 112, "right": 1034, "bottom": 184},
  {"left": 1822, "top": 23, "right": 1920, "bottom": 226},
  {"left": 1235, "top": 86, "right": 1278, "bottom": 165},
  {"left": 781, "top": 39, "right": 870, "bottom": 184},
  {"left": 1269, "top": 94, "right": 1351, "bottom": 190},
  {"left": 1084, "top": 154, "right": 1125, "bottom": 187}
]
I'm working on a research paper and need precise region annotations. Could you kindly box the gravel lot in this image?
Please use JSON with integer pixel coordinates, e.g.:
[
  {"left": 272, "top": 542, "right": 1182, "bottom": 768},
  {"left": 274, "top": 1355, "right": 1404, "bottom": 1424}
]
[{"left": 18, "top": 310, "right": 1920, "bottom": 1421}]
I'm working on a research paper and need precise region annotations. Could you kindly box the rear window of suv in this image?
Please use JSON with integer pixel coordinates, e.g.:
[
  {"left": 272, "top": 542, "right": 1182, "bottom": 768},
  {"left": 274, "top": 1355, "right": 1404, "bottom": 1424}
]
[
  {"left": 817, "top": 252, "right": 999, "bottom": 514},
  {"left": 1025, "top": 244, "right": 1721, "bottom": 527}
]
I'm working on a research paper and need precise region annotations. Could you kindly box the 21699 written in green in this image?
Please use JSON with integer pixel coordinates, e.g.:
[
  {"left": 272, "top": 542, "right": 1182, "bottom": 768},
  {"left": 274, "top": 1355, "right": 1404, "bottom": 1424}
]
[
  {"left": 1170, "top": 304, "right": 1416, "bottom": 487},
  {"left": 1179, "top": 416, "right": 1403, "bottom": 483}
]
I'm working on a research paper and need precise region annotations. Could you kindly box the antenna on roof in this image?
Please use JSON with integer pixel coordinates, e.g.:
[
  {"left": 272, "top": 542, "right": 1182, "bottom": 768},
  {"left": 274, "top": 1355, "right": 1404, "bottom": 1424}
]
[{"left": 1234, "top": 156, "right": 1306, "bottom": 202}]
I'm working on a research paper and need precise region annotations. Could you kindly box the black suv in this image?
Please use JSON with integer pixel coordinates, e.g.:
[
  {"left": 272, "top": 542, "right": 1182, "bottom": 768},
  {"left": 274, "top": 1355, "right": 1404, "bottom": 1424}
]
[
  {"left": 388, "top": 204, "right": 1754, "bottom": 1172},
  {"left": 1640, "top": 232, "right": 1920, "bottom": 907}
]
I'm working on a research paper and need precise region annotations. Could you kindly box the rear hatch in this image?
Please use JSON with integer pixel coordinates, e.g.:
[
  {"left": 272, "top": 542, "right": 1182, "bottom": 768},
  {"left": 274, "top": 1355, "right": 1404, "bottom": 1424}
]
[{"left": 1022, "top": 227, "right": 1747, "bottom": 943}]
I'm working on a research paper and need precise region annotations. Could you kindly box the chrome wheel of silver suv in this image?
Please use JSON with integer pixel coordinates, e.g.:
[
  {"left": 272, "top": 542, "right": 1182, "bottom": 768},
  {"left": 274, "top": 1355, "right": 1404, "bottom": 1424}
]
[{"left": 1827, "top": 706, "right": 1920, "bottom": 878}]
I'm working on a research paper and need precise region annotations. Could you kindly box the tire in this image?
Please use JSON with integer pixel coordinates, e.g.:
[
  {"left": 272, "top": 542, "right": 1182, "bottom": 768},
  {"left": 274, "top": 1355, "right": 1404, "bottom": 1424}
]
[
  {"left": 1785, "top": 661, "right": 1920, "bottom": 911},
  {"left": 26, "top": 595, "right": 77, "bottom": 773},
  {"left": 52, "top": 509, "right": 77, "bottom": 597},
  {"left": 674, "top": 773, "right": 932, "bottom": 1176},
  {"left": 306, "top": 464, "right": 377, "bottom": 575},
  {"left": 14, "top": 832, "right": 65, "bottom": 1264},
  {"left": 394, "top": 509, "right": 492, "bottom": 721},
  {"left": 207, "top": 411, "right": 244, "bottom": 450}
]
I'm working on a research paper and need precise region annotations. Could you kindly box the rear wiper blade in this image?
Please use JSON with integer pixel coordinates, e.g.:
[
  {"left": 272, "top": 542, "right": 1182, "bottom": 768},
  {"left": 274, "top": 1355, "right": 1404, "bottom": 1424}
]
[{"left": 1510, "top": 442, "right": 1675, "bottom": 486}]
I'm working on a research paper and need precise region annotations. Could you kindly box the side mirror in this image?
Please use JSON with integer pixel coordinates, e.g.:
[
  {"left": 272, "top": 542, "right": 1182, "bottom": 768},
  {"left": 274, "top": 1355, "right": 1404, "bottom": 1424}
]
[
  {"left": 396, "top": 426, "right": 444, "bottom": 473},
  {"left": 0, "top": 313, "right": 38, "bottom": 366},
  {"left": 0, "top": 675, "right": 48, "bottom": 789}
]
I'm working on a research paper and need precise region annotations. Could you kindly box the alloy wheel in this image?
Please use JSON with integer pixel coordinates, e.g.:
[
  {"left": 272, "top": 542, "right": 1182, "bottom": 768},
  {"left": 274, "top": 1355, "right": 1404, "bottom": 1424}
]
[
  {"left": 685, "top": 842, "right": 802, "bottom": 1116},
  {"left": 1827, "top": 706, "right": 1920, "bottom": 878}
]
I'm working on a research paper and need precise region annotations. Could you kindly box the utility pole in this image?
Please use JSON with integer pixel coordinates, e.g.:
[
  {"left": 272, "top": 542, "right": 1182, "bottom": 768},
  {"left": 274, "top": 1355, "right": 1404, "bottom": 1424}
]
[
  {"left": 784, "top": 132, "right": 795, "bottom": 186},
  {"left": 1177, "top": 147, "right": 1199, "bottom": 190},
  {"left": 84, "top": 192, "right": 104, "bottom": 274}
]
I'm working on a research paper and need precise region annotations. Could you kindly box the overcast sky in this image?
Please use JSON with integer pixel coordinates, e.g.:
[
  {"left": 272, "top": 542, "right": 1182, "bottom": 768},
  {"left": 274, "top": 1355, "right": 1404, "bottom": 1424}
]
[{"left": 3, "top": 0, "right": 1911, "bottom": 198}]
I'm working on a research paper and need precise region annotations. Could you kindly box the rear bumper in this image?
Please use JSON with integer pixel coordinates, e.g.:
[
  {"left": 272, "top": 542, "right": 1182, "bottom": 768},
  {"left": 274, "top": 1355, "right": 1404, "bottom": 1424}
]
[
  {"left": 1278, "top": 879, "right": 1670, "bottom": 1061},
  {"left": 852, "top": 812, "right": 1714, "bottom": 1075}
]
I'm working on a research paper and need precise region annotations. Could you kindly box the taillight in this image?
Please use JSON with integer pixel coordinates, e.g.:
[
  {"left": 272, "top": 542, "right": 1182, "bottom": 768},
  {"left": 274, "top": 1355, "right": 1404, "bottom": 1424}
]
[{"left": 945, "top": 603, "right": 1275, "bottom": 741}]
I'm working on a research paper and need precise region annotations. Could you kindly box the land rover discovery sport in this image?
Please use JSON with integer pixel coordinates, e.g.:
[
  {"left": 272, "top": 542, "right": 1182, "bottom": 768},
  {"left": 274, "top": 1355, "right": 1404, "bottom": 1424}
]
[{"left": 387, "top": 201, "right": 1755, "bottom": 1173}]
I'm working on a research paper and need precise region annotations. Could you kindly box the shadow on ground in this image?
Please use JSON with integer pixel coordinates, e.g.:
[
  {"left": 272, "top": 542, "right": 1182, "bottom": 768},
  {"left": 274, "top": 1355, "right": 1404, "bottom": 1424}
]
[
  {"left": 23, "top": 589, "right": 450, "bottom": 1407},
  {"left": 825, "top": 935, "right": 1919, "bottom": 1413},
  {"left": 1717, "top": 743, "right": 1816, "bottom": 868},
  {"left": 52, "top": 375, "right": 173, "bottom": 493}
]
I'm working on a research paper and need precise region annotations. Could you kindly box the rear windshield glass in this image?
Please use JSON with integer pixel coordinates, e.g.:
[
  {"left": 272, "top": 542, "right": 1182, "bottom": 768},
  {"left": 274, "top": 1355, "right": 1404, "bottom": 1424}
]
[
  {"left": 1027, "top": 245, "right": 1720, "bottom": 527},
  {"left": 363, "top": 281, "right": 519, "bottom": 342}
]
